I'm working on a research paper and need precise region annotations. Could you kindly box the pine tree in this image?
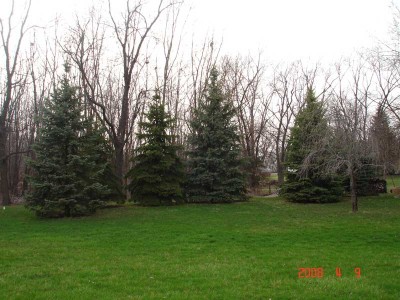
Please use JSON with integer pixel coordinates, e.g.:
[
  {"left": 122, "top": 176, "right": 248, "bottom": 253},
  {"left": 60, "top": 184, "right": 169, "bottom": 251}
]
[
  {"left": 186, "top": 68, "right": 247, "bottom": 203},
  {"left": 281, "top": 88, "right": 342, "bottom": 203},
  {"left": 126, "top": 94, "right": 184, "bottom": 206},
  {"left": 342, "top": 157, "right": 383, "bottom": 196},
  {"left": 370, "top": 106, "right": 397, "bottom": 176},
  {"left": 80, "top": 121, "right": 124, "bottom": 203},
  {"left": 26, "top": 76, "right": 112, "bottom": 217}
]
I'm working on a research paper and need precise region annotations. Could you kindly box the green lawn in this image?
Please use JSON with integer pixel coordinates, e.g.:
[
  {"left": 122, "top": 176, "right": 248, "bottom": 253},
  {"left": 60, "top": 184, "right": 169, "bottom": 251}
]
[
  {"left": 1, "top": 195, "right": 399, "bottom": 299},
  {"left": 269, "top": 173, "right": 279, "bottom": 181}
]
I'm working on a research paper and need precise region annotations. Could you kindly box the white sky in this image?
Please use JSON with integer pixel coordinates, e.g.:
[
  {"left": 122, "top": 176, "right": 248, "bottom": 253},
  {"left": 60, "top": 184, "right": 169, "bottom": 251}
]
[
  {"left": 189, "top": 0, "right": 394, "bottom": 61},
  {"left": 2, "top": 0, "right": 397, "bottom": 63}
]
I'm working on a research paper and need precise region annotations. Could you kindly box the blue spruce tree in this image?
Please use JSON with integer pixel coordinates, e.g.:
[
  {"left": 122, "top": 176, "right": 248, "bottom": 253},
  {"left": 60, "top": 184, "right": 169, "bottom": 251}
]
[
  {"left": 187, "top": 68, "right": 247, "bottom": 203},
  {"left": 26, "top": 76, "right": 114, "bottom": 217},
  {"left": 126, "top": 94, "right": 184, "bottom": 205}
]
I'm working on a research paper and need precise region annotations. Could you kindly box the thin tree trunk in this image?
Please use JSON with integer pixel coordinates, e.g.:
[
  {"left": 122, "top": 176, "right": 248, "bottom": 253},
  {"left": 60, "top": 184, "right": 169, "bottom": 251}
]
[
  {"left": 350, "top": 169, "right": 358, "bottom": 213},
  {"left": 276, "top": 152, "right": 285, "bottom": 186},
  {"left": 0, "top": 131, "right": 11, "bottom": 205},
  {"left": 0, "top": 77, "right": 13, "bottom": 206},
  {"left": 272, "top": 134, "right": 286, "bottom": 187},
  {"left": 12, "top": 124, "right": 21, "bottom": 195},
  {"left": 0, "top": 0, "right": 32, "bottom": 205},
  {"left": 114, "top": 141, "right": 124, "bottom": 186}
]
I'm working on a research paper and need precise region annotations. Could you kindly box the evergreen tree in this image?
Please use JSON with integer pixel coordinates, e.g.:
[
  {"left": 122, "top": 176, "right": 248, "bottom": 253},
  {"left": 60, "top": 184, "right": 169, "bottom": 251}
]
[
  {"left": 186, "top": 68, "right": 247, "bottom": 203},
  {"left": 342, "top": 157, "right": 384, "bottom": 196},
  {"left": 281, "top": 88, "right": 342, "bottom": 203},
  {"left": 80, "top": 121, "right": 124, "bottom": 203},
  {"left": 26, "top": 76, "right": 112, "bottom": 217},
  {"left": 370, "top": 106, "right": 397, "bottom": 176},
  {"left": 126, "top": 94, "right": 184, "bottom": 206}
]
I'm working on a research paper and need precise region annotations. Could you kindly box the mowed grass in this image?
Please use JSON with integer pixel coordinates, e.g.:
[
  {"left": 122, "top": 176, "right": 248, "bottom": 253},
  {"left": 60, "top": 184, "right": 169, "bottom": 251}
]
[{"left": 0, "top": 195, "right": 399, "bottom": 299}]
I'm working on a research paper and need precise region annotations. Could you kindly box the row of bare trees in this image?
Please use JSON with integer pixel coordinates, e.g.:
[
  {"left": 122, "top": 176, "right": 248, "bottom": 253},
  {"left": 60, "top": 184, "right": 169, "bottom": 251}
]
[{"left": 1, "top": 0, "right": 400, "bottom": 205}]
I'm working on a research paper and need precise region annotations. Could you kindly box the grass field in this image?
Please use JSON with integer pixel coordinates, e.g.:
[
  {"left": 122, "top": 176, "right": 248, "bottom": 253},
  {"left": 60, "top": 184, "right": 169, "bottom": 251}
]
[{"left": 1, "top": 195, "right": 399, "bottom": 299}]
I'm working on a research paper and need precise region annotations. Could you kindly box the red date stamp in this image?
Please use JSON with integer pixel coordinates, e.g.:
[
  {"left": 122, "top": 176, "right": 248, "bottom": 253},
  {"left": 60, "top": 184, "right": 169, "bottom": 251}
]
[
  {"left": 298, "top": 267, "right": 324, "bottom": 278},
  {"left": 298, "top": 267, "right": 361, "bottom": 278}
]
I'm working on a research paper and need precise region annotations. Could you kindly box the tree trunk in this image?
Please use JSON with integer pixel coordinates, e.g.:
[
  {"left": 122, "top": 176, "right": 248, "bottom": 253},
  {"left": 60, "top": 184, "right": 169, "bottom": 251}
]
[
  {"left": 0, "top": 0, "right": 31, "bottom": 205},
  {"left": 114, "top": 141, "right": 124, "bottom": 186},
  {"left": 0, "top": 131, "right": 11, "bottom": 205},
  {"left": 277, "top": 160, "right": 284, "bottom": 186},
  {"left": 12, "top": 126, "right": 21, "bottom": 195},
  {"left": 115, "top": 86, "right": 130, "bottom": 200},
  {"left": 350, "top": 169, "right": 358, "bottom": 213},
  {"left": 0, "top": 77, "right": 13, "bottom": 206}
]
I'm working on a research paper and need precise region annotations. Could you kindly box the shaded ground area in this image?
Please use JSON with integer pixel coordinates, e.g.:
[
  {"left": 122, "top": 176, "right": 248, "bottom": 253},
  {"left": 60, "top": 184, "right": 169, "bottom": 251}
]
[{"left": 387, "top": 175, "right": 400, "bottom": 191}]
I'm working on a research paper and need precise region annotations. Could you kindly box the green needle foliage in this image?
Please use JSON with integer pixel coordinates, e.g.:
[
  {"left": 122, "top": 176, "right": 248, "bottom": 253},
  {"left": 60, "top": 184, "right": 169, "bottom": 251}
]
[
  {"left": 370, "top": 106, "right": 398, "bottom": 175},
  {"left": 26, "top": 76, "right": 113, "bottom": 217},
  {"left": 80, "top": 121, "right": 124, "bottom": 203},
  {"left": 126, "top": 94, "right": 184, "bottom": 206},
  {"left": 186, "top": 68, "right": 247, "bottom": 203},
  {"left": 281, "top": 88, "right": 342, "bottom": 203}
]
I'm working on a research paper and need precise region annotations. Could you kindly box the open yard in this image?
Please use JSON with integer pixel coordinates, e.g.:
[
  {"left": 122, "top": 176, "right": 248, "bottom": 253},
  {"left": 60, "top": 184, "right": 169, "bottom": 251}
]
[{"left": 1, "top": 195, "right": 399, "bottom": 299}]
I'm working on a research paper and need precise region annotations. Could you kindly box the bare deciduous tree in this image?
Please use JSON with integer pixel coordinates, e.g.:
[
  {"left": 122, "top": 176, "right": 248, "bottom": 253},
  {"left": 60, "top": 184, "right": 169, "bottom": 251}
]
[
  {"left": 64, "top": 0, "right": 176, "bottom": 194},
  {"left": 268, "top": 62, "right": 306, "bottom": 185},
  {"left": 304, "top": 61, "right": 374, "bottom": 212},
  {"left": 0, "top": 0, "right": 32, "bottom": 205},
  {"left": 223, "top": 54, "right": 271, "bottom": 189}
]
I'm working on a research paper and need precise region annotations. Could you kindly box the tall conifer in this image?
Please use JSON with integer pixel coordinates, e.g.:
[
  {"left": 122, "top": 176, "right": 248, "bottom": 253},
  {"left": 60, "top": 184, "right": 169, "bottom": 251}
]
[
  {"left": 370, "top": 106, "right": 397, "bottom": 175},
  {"left": 126, "top": 95, "right": 184, "bottom": 205},
  {"left": 281, "top": 88, "right": 342, "bottom": 203},
  {"left": 187, "top": 68, "right": 247, "bottom": 203},
  {"left": 26, "top": 76, "right": 112, "bottom": 217}
]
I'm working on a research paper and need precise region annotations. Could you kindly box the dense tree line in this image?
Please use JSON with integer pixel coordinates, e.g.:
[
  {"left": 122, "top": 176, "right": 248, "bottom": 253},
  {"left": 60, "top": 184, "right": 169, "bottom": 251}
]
[{"left": 1, "top": 0, "right": 400, "bottom": 214}]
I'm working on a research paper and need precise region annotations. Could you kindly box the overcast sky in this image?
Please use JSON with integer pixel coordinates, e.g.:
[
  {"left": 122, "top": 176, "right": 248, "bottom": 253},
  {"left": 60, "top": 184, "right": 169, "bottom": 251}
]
[
  {"left": 3, "top": 0, "right": 397, "bottom": 63},
  {"left": 193, "top": 0, "right": 394, "bottom": 61}
]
